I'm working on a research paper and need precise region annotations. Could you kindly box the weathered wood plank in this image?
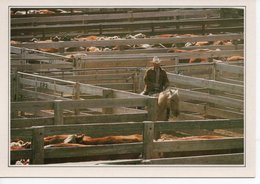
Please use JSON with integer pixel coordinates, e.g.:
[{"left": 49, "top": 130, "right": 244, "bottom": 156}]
[
  {"left": 180, "top": 101, "right": 206, "bottom": 114},
  {"left": 79, "top": 83, "right": 104, "bottom": 96},
  {"left": 215, "top": 62, "right": 244, "bottom": 74},
  {"left": 64, "top": 113, "right": 148, "bottom": 126},
  {"left": 43, "top": 122, "right": 144, "bottom": 137},
  {"left": 31, "top": 127, "right": 45, "bottom": 164},
  {"left": 11, "top": 64, "right": 72, "bottom": 71},
  {"left": 143, "top": 121, "right": 154, "bottom": 159},
  {"left": 11, "top": 18, "right": 243, "bottom": 37},
  {"left": 54, "top": 100, "right": 64, "bottom": 125},
  {"left": 11, "top": 113, "right": 147, "bottom": 129},
  {"left": 153, "top": 137, "right": 244, "bottom": 153},
  {"left": 102, "top": 89, "right": 114, "bottom": 114},
  {"left": 155, "top": 119, "right": 243, "bottom": 132},
  {"left": 147, "top": 97, "right": 158, "bottom": 121},
  {"left": 96, "top": 83, "right": 134, "bottom": 91},
  {"left": 216, "top": 77, "right": 244, "bottom": 85},
  {"left": 18, "top": 72, "right": 76, "bottom": 84},
  {"left": 168, "top": 73, "right": 244, "bottom": 95},
  {"left": 149, "top": 153, "right": 244, "bottom": 164},
  {"left": 52, "top": 73, "right": 134, "bottom": 81},
  {"left": 11, "top": 128, "right": 33, "bottom": 140},
  {"left": 10, "top": 149, "right": 32, "bottom": 161},
  {"left": 11, "top": 117, "right": 54, "bottom": 128},
  {"left": 178, "top": 89, "right": 244, "bottom": 109},
  {"left": 11, "top": 9, "right": 220, "bottom": 24},
  {"left": 11, "top": 101, "right": 53, "bottom": 112},
  {"left": 206, "top": 106, "right": 244, "bottom": 119},
  {"left": 21, "top": 89, "right": 71, "bottom": 101},
  {"left": 177, "top": 113, "right": 205, "bottom": 120},
  {"left": 44, "top": 143, "right": 143, "bottom": 158},
  {"left": 61, "top": 98, "right": 148, "bottom": 109},
  {"left": 20, "top": 78, "right": 74, "bottom": 94},
  {"left": 111, "top": 88, "right": 149, "bottom": 98}
]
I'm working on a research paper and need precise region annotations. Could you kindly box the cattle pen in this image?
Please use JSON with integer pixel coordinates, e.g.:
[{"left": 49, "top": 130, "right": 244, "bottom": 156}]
[{"left": 10, "top": 7, "right": 244, "bottom": 165}]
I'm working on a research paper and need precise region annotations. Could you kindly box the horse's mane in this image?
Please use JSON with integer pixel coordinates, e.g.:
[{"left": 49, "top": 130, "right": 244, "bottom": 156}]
[
  {"left": 157, "top": 88, "right": 179, "bottom": 121},
  {"left": 162, "top": 87, "right": 178, "bottom": 95}
]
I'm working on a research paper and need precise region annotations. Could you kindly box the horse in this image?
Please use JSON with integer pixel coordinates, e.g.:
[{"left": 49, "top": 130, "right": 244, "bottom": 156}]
[{"left": 150, "top": 88, "right": 180, "bottom": 121}]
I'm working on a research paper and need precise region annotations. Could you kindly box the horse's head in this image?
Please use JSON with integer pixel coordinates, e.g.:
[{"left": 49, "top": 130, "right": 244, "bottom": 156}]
[{"left": 167, "top": 89, "right": 180, "bottom": 117}]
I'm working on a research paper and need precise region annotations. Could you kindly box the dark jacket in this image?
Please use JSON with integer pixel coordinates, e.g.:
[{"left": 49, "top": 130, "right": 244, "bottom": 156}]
[{"left": 143, "top": 66, "right": 169, "bottom": 94}]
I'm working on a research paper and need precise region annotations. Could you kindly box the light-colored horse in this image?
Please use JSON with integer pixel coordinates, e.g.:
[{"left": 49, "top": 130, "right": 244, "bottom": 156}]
[{"left": 153, "top": 88, "right": 180, "bottom": 121}]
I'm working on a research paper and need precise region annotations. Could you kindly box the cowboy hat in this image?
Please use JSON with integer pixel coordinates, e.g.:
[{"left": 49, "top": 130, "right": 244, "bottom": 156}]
[{"left": 151, "top": 56, "right": 161, "bottom": 64}]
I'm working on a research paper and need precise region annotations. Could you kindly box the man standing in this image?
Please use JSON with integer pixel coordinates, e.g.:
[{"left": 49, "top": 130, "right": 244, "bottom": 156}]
[{"left": 141, "top": 56, "right": 169, "bottom": 95}]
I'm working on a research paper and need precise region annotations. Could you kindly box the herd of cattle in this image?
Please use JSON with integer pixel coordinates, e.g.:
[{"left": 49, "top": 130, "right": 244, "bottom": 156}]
[
  {"left": 11, "top": 9, "right": 84, "bottom": 16},
  {"left": 11, "top": 32, "right": 243, "bottom": 63}
]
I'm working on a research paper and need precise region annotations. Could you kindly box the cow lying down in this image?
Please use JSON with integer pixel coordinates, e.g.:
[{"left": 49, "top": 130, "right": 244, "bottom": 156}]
[
  {"left": 11, "top": 134, "right": 227, "bottom": 150},
  {"left": 44, "top": 134, "right": 143, "bottom": 148}
]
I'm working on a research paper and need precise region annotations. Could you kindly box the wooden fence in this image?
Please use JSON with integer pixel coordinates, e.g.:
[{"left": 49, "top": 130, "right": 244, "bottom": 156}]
[
  {"left": 10, "top": 119, "right": 244, "bottom": 165},
  {"left": 11, "top": 96, "right": 157, "bottom": 129},
  {"left": 11, "top": 60, "right": 244, "bottom": 120},
  {"left": 11, "top": 9, "right": 220, "bottom": 25},
  {"left": 11, "top": 46, "right": 73, "bottom": 72},
  {"left": 11, "top": 8, "right": 231, "bottom": 40}
]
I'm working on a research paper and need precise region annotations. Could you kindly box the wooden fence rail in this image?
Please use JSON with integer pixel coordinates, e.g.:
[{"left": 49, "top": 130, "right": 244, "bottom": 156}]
[
  {"left": 16, "top": 71, "right": 148, "bottom": 98},
  {"left": 11, "top": 18, "right": 243, "bottom": 39},
  {"left": 178, "top": 88, "right": 243, "bottom": 109},
  {"left": 167, "top": 72, "right": 244, "bottom": 95},
  {"left": 11, "top": 96, "right": 156, "bottom": 126},
  {"left": 11, "top": 9, "right": 220, "bottom": 25}
]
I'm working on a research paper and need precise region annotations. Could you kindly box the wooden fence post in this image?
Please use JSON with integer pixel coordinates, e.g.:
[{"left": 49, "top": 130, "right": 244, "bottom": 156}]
[
  {"left": 138, "top": 70, "right": 145, "bottom": 93},
  {"left": 147, "top": 97, "right": 160, "bottom": 140},
  {"left": 31, "top": 126, "right": 44, "bottom": 164},
  {"left": 142, "top": 121, "right": 154, "bottom": 161},
  {"left": 11, "top": 72, "right": 18, "bottom": 118},
  {"left": 15, "top": 72, "right": 21, "bottom": 101},
  {"left": 73, "top": 82, "right": 80, "bottom": 115},
  {"left": 102, "top": 89, "right": 114, "bottom": 114},
  {"left": 176, "top": 15, "right": 180, "bottom": 30},
  {"left": 11, "top": 72, "right": 16, "bottom": 102},
  {"left": 132, "top": 72, "right": 138, "bottom": 93},
  {"left": 54, "top": 100, "right": 64, "bottom": 125},
  {"left": 147, "top": 97, "right": 158, "bottom": 121},
  {"left": 175, "top": 56, "right": 179, "bottom": 74},
  {"left": 212, "top": 62, "right": 216, "bottom": 80}
]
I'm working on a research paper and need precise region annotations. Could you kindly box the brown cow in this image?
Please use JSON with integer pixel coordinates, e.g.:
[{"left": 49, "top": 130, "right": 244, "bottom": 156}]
[
  {"left": 44, "top": 143, "right": 89, "bottom": 148},
  {"left": 112, "top": 45, "right": 132, "bottom": 51},
  {"left": 43, "top": 134, "right": 76, "bottom": 145},
  {"left": 38, "top": 9, "right": 55, "bottom": 15},
  {"left": 77, "top": 134, "right": 143, "bottom": 145},
  {"left": 227, "top": 56, "right": 244, "bottom": 61},
  {"left": 167, "top": 48, "right": 189, "bottom": 53},
  {"left": 37, "top": 48, "right": 59, "bottom": 53},
  {"left": 10, "top": 140, "right": 31, "bottom": 150},
  {"left": 195, "top": 41, "right": 213, "bottom": 46},
  {"left": 75, "top": 35, "right": 98, "bottom": 41}
]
